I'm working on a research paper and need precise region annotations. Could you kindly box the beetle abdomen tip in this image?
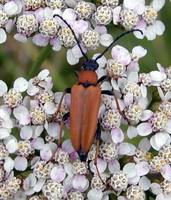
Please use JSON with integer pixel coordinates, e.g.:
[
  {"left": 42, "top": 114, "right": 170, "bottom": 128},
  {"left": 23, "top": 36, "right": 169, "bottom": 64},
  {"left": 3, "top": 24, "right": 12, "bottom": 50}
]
[{"left": 78, "top": 151, "right": 87, "bottom": 162}]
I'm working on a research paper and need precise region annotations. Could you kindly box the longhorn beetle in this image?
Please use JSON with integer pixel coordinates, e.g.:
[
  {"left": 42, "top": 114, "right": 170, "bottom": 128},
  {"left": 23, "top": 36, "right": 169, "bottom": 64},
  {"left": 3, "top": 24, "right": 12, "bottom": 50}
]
[{"left": 53, "top": 14, "right": 142, "bottom": 163}]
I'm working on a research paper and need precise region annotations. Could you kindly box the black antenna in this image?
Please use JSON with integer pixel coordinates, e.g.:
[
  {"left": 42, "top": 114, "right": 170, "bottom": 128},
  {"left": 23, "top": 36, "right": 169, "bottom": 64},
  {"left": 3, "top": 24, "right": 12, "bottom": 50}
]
[
  {"left": 53, "top": 14, "right": 89, "bottom": 61},
  {"left": 95, "top": 29, "right": 143, "bottom": 61}
]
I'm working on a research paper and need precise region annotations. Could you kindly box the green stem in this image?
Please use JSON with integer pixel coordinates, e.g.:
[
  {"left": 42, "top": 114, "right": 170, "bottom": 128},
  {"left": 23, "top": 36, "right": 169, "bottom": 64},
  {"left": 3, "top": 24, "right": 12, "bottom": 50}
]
[{"left": 27, "top": 45, "right": 52, "bottom": 79}]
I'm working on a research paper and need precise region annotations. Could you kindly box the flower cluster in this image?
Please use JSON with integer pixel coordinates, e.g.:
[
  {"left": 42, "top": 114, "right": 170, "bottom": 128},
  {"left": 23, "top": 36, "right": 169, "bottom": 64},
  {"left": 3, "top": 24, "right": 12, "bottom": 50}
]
[
  {"left": 0, "top": 0, "right": 166, "bottom": 63},
  {"left": 0, "top": 42, "right": 171, "bottom": 199}
]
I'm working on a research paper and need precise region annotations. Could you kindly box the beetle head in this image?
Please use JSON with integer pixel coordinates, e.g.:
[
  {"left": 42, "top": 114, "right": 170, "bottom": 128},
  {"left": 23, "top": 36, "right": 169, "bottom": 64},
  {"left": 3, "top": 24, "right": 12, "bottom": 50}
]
[{"left": 82, "top": 59, "right": 99, "bottom": 71}]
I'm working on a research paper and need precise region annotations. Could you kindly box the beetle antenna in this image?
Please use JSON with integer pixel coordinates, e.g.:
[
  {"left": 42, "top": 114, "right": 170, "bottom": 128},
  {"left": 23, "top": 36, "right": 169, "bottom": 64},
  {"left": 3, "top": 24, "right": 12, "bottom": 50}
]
[
  {"left": 95, "top": 29, "right": 143, "bottom": 61},
  {"left": 53, "top": 14, "right": 89, "bottom": 61}
]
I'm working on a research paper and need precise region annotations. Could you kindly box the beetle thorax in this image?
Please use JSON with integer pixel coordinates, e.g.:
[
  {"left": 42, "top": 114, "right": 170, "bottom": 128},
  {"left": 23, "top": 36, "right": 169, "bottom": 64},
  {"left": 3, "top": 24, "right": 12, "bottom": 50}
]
[{"left": 78, "top": 71, "right": 98, "bottom": 86}]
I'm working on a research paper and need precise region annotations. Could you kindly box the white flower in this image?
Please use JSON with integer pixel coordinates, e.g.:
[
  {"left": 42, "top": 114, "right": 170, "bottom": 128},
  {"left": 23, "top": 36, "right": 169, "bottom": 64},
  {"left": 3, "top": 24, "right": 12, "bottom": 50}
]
[
  {"left": 4, "top": 1, "right": 22, "bottom": 16},
  {"left": 50, "top": 165, "right": 66, "bottom": 182},
  {"left": 111, "top": 45, "right": 131, "bottom": 66},
  {"left": 150, "top": 132, "right": 171, "bottom": 151},
  {"left": 13, "top": 77, "right": 28, "bottom": 92},
  {"left": 27, "top": 69, "right": 52, "bottom": 96},
  {"left": 87, "top": 189, "right": 103, "bottom": 200},
  {"left": 137, "top": 0, "right": 165, "bottom": 40},
  {"left": 13, "top": 105, "right": 30, "bottom": 125},
  {"left": 0, "top": 107, "right": 13, "bottom": 139},
  {"left": 14, "top": 156, "right": 28, "bottom": 171},
  {"left": 0, "top": 28, "right": 7, "bottom": 44},
  {"left": 72, "top": 175, "right": 89, "bottom": 192}
]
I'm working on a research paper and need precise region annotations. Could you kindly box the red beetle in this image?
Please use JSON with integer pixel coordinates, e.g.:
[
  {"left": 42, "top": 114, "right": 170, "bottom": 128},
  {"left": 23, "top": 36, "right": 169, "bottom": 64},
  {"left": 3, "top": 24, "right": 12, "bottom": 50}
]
[{"left": 54, "top": 14, "right": 142, "bottom": 161}]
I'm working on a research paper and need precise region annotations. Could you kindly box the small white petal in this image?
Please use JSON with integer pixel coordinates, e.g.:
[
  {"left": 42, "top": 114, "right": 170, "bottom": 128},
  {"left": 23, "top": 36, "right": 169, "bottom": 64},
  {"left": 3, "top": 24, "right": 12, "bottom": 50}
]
[
  {"left": 50, "top": 166, "right": 66, "bottom": 182},
  {"left": 14, "top": 34, "right": 27, "bottom": 43},
  {"left": 4, "top": 1, "right": 19, "bottom": 16},
  {"left": 95, "top": 25, "right": 107, "bottom": 34},
  {"left": 87, "top": 189, "right": 103, "bottom": 200},
  {"left": 34, "top": 179, "right": 45, "bottom": 192},
  {"left": 46, "top": 123, "right": 60, "bottom": 138},
  {"left": 0, "top": 128, "right": 10, "bottom": 139},
  {"left": 67, "top": 49, "right": 79, "bottom": 65},
  {"left": 128, "top": 175, "right": 140, "bottom": 185},
  {"left": 0, "top": 28, "right": 7, "bottom": 44},
  {"left": 151, "top": 183, "right": 162, "bottom": 195},
  {"left": 13, "top": 106, "right": 30, "bottom": 125},
  {"left": 127, "top": 72, "right": 138, "bottom": 83},
  {"left": 14, "top": 191, "right": 27, "bottom": 200},
  {"left": 72, "top": 45, "right": 85, "bottom": 59},
  {"left": 150, "top": 132, "right": 170, "bottom": 151},
  {"left": 146, "top": 25, "right": 156, "bottom": 41},
  {"left": 137, "top": 123, "right": 152, "bottom": 136},
  {"left": 14, "top": 156, "right": 28, "bottom": 171},
  {"left": 132, "top": 46, "right": 147, "bottom": 59},
  {"left": 44, "top": 102, "right": 56, "bottom": 114},
  {"left": 0, "top": 80, "right": 7, "bottom": 96},
  {"left": 31, "top": 138, "right": 45, "bottom": 150},
  {"left": 14, "top": 77, "right": 28, "bottom": 92},
  {"left": 112, "top": 6, "right": 121, "bottom": 25},
  {"left": 141, "top": 84, "right": 147, "bottom": 98},
  {"left": 40, "top": 145, "right": 52, "bottom": 161},
  {"left": 161, "top": 164, "right": 171, "bottom": 181},
  {"left": 4, "top": 157, "right": 14, "bottom": 172},
  {"left": 108, "top": 160, "right": 120, "bottom": 173},
  {"left": 124, "top": 0, "right": 145, "bottom": 10},
  {"left": 118, "top": 143, "right": 136, "bottom": 156},
  {"left": 136, "top": 161, "right": 150, "bottom": 176},
  {"left": 139, "top": 176, "right": 151, "bottom": 191},
  {"left": 62, "top": 139, "right": 75, "bottom": 154},
  {"left": 127, "top": 126, "right": 138, "bottom": 139},
  {"left": 156, "top": 193, "right": 166, "bottom": 200},
  {"left": 134, "top": 21, "right": 146, "bottom": 39},
  {"left": 150, "top": 71, "right": 166, "bottom": 85},
  {"left": 138, "top": 138, "right": 151, "bottom": 151},
  {"left": 93, "top": 54, "right": 107, "bottom": 69},
  {"left": 154, "top": 20, "right": 165, "bottom": 36},
  {"left": 62, "top": 8, "right": 77, "bottom": 21},
  {"left": 33, "top": 125, "right": 44, "bottom": 138},
  {"left": 72, "top": 175, "right": 89, "bottom": 192},
  {"left": 111, "top": 128, "right": 124, "bottom": 144},
  {"left": 38, "top": 69, "right": 49, "bottom": 80},
  {"left": 44, "top": 7, "right": 53, "bottom": 19},
  {"left": 151, "top": 0, "right": 165, "bottom": 11},
  {"left": 100, "top": 34, "right": 113, "bottom": 47},
  {"left": 32, "top": 34, "right": 49, "bottom": 47},
  {"left": 27, "top": 84, "right": 39, "bottom": 96},
  {"left": 141, "top": 110, "right": 153, "bottom": 121},
  {"left": 73, "top": 20, "right": 89, "bottom": 34},
  {"left": 123, "top": 163, "right": 137, "bottom": 178},
  {"left": 6, "top": 138, "right": 18, "bottom": 153},
  {"left": 90, "top": 158, "right": 107, "bottom": 174},
  {"left": 111, "top": 45, "right": 131, "bottom": 65},
  {"left": 20, "top": 126, "right": 33, "bottom": 140},
  {"left": 165, "top": 120, "right": 171, "bottom": 134},
  {"left": 124, "top": 93, "right": 133, "bottom": 106},
  {"left": 124, "top": 0, "right": 136, "bottom": 9},
  {"left": 51, "top": 38, "right": 62, "bottom": 51}
]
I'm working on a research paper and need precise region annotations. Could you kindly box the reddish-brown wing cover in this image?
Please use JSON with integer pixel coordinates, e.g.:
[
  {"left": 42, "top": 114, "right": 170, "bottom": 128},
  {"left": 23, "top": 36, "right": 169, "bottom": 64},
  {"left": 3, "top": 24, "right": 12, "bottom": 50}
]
[{"left": 70, "top": 85, "right": 101, "bottom": 153}]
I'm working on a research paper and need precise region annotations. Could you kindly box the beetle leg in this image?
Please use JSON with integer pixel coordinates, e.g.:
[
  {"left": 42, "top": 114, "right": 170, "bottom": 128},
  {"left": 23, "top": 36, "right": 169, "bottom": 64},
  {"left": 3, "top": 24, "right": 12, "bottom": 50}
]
[
  {"left": 101, "top": 90, "right": 129, "bottom": 124},
  {"left": 94, "top": 123, "right": 106, "bottom": 186},
  {"left": 58, "top": 121, "right": 64, "bottom": 147},
  {"left": 101, "top": 90, "right": 113, "bottom": 95},
  {"left": 55, "top": 88, "right": 71, "bottom": 118},
  {"left": 101, "top": 90, "right": 123, "bottom": 115},
  {"left": 97, "top": 75, "right": 109, "bottom": 84},
  {"left": 55, "top": 88, "right": 70, "bottom": 147}
]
